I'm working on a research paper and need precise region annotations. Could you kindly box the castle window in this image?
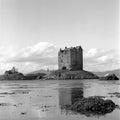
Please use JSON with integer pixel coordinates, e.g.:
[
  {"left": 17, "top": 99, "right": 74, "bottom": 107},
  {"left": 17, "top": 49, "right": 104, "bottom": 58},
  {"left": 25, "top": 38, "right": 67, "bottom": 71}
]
[{"left": 62, "top": 66, "right": 66, "bottom": 70}]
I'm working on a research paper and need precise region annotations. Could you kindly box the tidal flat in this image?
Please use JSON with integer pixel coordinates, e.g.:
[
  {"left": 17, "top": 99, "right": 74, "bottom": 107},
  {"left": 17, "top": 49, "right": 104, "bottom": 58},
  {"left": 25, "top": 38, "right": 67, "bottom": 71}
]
[{"left": 0, "top": 79, "right": 120, "bottom": 120}]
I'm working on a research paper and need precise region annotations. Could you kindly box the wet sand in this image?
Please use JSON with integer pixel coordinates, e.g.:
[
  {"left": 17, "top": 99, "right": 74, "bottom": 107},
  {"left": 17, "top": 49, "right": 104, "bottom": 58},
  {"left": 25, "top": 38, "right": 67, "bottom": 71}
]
[{"left": 0, "top": 79, "right": 120, "bottom": 120}]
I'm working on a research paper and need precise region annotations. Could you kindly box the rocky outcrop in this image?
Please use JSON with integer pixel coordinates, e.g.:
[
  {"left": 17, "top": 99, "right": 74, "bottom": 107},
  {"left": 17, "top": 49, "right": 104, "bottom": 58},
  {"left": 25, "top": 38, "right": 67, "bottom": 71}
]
[
  {"left": 70, "top": 96, "right": 117, "bottom": 116},
  {"left": 1, "top": 73, "right": 26, "bottom": 80},
  {"left": 0, "top": 67, "right": 47, "bottom": 80},
  {"left": 45, "top": 70, "right": 99, "bottom": 80},
  {"left": 0, "top": 67, "right": 26, "bottom": 80},
  {"left": 0, "top": 72, "right": 46, "bottom": 80},
  {"left": 99, "top": 73, "right": 119, "bottom": 80}
]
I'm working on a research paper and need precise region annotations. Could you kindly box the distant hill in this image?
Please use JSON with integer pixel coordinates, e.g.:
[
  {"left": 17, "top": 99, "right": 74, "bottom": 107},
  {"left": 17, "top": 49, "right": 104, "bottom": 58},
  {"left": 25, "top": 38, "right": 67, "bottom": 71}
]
[
  {"left": 27, "top": 69, "right": 51, "bottom": 75},
  {"left": 25, "top": 69, "right": 51, "bottom": 80},
  {"left": 93, "top": 69, "right": 120, "bottom": 78}
]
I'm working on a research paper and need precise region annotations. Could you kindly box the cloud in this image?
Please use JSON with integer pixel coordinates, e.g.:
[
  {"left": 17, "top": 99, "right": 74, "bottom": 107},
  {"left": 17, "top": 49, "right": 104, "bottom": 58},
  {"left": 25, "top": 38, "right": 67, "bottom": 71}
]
[
  {"left": 0, "top": 42, "right": 58, "bottom": 73},
  {"left": 9, "top": 42, "right": 58, "bottom": 65},
  {"left": 84, "top": 48, "right": 120, "bottom": 71},
  {"left": 0, "top": 44, "right": 119, "bottom": 74}
]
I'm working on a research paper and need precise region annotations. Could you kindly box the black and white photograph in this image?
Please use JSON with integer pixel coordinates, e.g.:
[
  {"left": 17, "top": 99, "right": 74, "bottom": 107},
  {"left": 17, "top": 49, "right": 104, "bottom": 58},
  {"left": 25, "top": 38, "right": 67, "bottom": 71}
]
[{"left": 0, "top": 0, "right": 119, "bottom": 120}]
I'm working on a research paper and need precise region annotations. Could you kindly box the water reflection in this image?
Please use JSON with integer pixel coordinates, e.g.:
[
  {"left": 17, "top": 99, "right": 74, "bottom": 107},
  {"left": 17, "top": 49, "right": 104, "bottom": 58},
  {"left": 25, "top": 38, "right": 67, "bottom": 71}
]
[
  {"left": 59, "top": 83, "right": 84, "bottom": 114},
  {"left": 0, "top": 80, "right": 119, "bottom": 120},
  {"left": 58, "top": 83, "right": 116, "bottom": 117}
]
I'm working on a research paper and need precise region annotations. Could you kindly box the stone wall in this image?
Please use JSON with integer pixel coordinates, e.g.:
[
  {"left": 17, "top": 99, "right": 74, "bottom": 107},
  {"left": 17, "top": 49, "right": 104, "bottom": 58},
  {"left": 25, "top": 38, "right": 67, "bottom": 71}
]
[
  {"left": 70, "top": 47, "right": 83, "bottom": 70},
  {"left": 58, "top": 48, "right": 71, "bottom": 70}
]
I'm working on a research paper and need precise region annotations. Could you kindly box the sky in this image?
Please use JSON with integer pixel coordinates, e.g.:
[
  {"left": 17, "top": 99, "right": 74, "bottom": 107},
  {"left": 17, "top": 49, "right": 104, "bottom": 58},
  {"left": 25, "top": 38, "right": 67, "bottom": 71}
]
[{"left": 0, "top": 0, "right": 119, "bottom": 73}]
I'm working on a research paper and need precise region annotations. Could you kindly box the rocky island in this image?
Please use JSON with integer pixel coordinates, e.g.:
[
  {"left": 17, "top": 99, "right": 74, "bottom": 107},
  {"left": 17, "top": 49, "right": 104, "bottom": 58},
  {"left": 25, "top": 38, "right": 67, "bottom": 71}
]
[
  {"left": 0, "top": 67, "right": 46, "bottom": 80},
  {"left": 45, "top": 46, "right": 98, "bottom": 80},
  {"left": 99, "top": 73, "right": 119, "bottom": 80},
  {"left": 0, "top": 67, "right": 26, "bottom": 80},
  {"left": 45, "top": 70, "right": 98, "bottom": 80}
]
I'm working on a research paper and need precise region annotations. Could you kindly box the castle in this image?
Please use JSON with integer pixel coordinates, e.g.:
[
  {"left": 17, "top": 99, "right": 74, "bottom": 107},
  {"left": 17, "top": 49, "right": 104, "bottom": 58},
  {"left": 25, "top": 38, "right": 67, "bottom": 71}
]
[{"left": 58, "top": 46, "right": 83, "bottom": 70}]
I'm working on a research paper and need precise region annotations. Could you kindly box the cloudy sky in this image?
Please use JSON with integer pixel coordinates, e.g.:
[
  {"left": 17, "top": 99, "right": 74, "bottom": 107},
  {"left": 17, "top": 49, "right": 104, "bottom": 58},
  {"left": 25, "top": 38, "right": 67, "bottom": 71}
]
[{"left": 0, "top": 0, "right": 119, "bottom": 73}]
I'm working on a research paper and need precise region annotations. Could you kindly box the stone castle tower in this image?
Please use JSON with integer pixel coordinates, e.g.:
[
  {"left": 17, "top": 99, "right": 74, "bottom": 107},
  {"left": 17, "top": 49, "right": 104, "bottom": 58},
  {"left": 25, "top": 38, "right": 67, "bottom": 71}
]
[{"left": 58, "top": 46, "right": 83, "bottom": 70}]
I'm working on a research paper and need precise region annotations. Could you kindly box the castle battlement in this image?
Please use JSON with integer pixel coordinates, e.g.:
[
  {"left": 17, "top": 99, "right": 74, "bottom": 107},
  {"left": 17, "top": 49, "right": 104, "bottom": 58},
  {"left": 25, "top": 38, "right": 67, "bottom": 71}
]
[
  {"left": 59, "top": 46, "right": 82, "bottom": 52},
  {"left": 58, "top": 46, "right": 83, "bottom": 70}
]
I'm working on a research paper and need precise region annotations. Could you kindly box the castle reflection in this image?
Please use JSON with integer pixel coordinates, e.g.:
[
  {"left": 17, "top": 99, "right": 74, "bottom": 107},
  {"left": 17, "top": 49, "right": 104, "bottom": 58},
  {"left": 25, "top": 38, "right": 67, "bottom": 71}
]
[
  {"left": 58, "top": 82, "right": 116, "bottom": 117},
  {"left": 59, "top": 83, "right": 84, "bottom": 114}
]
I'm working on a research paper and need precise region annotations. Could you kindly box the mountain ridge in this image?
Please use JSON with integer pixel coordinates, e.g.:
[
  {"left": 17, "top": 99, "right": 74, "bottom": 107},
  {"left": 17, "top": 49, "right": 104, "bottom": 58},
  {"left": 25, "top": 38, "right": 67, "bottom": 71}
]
[{"left": 93, "top": 69, "right": 120, "bottom": 78}]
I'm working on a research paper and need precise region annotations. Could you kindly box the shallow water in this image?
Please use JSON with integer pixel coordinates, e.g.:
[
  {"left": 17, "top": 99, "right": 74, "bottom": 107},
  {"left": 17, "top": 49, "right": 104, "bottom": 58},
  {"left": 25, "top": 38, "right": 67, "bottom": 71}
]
[{"left": 0, "top": 79, "right": 120, "bottom": 120}]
